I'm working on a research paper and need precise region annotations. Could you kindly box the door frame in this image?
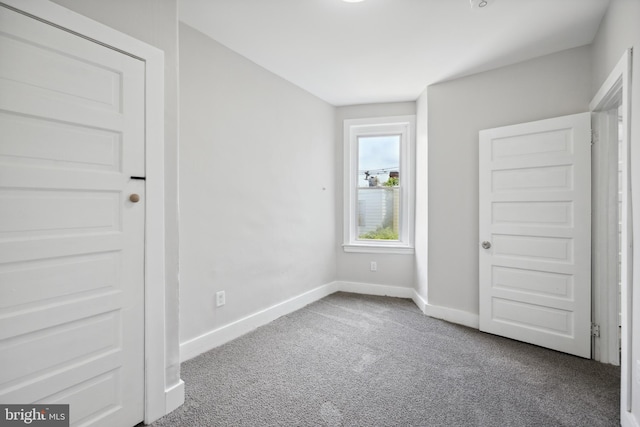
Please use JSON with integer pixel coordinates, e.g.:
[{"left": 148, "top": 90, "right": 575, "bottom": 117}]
[
  {"left": 591, "top": 108, "right": 620, "bottom": 364},
  {"left": 0, "top": 0, "right": 171, "bottom": 423},
  {"left": 589, "top": 50, "right": 632, "bottom": 414}
]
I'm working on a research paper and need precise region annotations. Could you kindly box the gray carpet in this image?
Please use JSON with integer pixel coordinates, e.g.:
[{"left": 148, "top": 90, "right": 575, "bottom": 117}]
[{"left": 151, "top": 292, "right": 619, "bottom": 426}]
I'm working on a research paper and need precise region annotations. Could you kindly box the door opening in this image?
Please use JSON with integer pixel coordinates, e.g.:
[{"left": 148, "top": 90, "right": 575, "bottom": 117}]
[
  {"left": 589, "top": 49, "right": 632, "bottom": 417},
  {"left": 591, "top": 104, "right": 624, "bottom": 366}
]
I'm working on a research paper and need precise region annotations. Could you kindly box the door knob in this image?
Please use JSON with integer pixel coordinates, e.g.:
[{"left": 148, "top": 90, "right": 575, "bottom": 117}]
[
  {"left": 129, "top": 194, "right": 140, "bottom": 203},
  {"left": 481, "top": 241, "right": 491, "bottom": 249}
]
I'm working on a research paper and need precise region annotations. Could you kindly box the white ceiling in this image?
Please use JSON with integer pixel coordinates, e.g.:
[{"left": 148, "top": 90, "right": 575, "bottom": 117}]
[{"left": 179, "top": 0, "right": 610, "bottom": 106}]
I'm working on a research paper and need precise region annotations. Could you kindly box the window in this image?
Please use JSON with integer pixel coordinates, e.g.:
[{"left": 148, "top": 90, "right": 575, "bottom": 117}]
[{"left": 343, "top": 116, "right": 415, "bottom": 253}]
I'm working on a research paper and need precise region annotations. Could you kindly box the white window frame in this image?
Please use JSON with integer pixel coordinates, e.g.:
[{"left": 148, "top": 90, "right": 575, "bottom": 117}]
[{"left": 343, "top": 115, "right": 415, "bottom": 254}]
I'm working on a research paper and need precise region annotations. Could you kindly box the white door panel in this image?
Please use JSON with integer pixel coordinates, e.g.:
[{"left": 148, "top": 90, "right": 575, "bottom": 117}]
[
  {"left": 0, "top": 5, "right": 144, "bottom": 427},
  {"left": 479, "top": 113, "right": 591, "bottom": 358},
  {"left": 0, "top": 112, "right": 122, "bottom": 172}
]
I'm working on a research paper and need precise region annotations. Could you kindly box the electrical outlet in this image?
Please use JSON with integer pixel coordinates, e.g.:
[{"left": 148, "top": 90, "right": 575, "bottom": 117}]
[
  {"left": 370, "top": 261, "right": 377, "bottom": 272},
  {"left": 216, "top": 290, "right": 225, "bottom": 307}
]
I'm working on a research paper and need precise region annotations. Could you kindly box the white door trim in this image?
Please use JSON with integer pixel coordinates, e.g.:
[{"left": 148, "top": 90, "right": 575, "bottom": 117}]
[
  {"left": 0, "top": 0, "right": 171, "bottom": 423},
  {"left": 590, "top": 49, "right": 632, "bottom": 415}
]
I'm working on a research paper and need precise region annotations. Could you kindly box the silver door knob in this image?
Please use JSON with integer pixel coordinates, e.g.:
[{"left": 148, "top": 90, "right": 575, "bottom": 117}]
[
  {"left": 129, "top": 194, "right": 140, "bottom": 203},
  {"left": 481, "top": 241, "right": 491, "bottom": 249}
]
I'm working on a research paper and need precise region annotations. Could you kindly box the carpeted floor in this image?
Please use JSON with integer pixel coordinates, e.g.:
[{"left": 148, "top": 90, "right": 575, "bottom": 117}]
[{"left": 150, "top": 292, "right": 620, "bottom": 426}]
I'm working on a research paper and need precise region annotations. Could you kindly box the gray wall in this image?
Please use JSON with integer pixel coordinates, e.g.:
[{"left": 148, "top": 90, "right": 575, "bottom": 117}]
[
  {"left": 335, "top": 102, "right": 416, "bottom": 289},
  {"left": 590, "top": 0, "right": 640, "bottom": 420},
  {"left": 178, "top": 24, "right": 336, "bottom": 345},
  {"left": 51, "top": 0, "right": 182, "bottom": 389},
  {"left": 418, "top": 45, "right": 592, "bottom": 315}
]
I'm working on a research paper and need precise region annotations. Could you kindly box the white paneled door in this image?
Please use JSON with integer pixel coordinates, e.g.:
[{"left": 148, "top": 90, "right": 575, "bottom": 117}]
[
  {"left": 479, "top": 113, "right": 591, "bottom": 358},
  {"left": 0, "top": 5, "right": 145, "bottom": 427}
]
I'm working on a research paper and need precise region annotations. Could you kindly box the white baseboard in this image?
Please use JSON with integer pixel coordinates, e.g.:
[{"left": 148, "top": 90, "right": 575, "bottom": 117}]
[
  {"left": 622, "top": 410, "right": 640, "bottom": 427},
  {"left": 180, "top": 281, "right": 417, "bottom": 362},
  {"left": 165, "top": 380, "right": 185, "bottom": 414},
  {"left": 421, "top": 301, "right": 479, "bottom": 329},
  {"left": 180, "top": 281, "right": 339, "bottom": 362},
  {"left": 411, "top": 290, "right": 478, "bottom": 329},
  {"left": 336, "top": 281, "right": 415, "bottom": 298},
  {"left": 179, "top": 281, "right": 479, "bottom": 362},
  {"left": 412, "top": 290, "right": 427, "bottom": 313}
]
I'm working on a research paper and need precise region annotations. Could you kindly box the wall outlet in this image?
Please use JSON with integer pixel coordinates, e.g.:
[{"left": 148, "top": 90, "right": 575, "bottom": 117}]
[
  {"left": 370, "top": 261, "right": 377, "bottom": 272},
  {"left": 216, "top": 290, "right": 225, "bottom": 307}
]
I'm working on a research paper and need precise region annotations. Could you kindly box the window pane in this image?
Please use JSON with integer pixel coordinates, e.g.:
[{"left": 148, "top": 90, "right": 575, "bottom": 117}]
[{"left": 357, "top": 135, "right": 400, "bottom": 240}]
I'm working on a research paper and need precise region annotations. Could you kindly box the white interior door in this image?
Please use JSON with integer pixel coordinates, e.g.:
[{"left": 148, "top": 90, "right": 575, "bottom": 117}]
[
  {"left": 0, "top": 5, "right": 145, "bottom": 426},
  {"left": 479, "top": 113, "right": 591, "bottom": 358}
]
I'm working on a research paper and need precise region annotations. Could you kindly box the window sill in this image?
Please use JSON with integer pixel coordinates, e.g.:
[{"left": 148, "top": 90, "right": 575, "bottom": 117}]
[{"left": 342, "top": 244, "right": 415, "bottom": 255}]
